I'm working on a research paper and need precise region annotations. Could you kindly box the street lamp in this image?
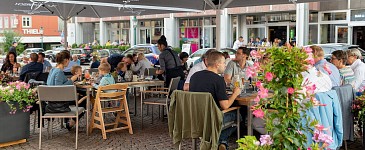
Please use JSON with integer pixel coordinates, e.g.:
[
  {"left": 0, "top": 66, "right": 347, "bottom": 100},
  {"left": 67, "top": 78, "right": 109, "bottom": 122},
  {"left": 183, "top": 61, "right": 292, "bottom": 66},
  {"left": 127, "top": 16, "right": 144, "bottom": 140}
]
[{"left": 40, "top": 27, "right": 44, "bottom": 49}]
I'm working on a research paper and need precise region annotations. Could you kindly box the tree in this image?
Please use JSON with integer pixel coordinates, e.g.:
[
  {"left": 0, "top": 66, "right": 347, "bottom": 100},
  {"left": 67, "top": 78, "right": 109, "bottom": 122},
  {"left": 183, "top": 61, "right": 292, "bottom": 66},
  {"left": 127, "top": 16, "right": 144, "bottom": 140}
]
[{"left": 1, "top": 30, "right": 25, "bottom": 54}]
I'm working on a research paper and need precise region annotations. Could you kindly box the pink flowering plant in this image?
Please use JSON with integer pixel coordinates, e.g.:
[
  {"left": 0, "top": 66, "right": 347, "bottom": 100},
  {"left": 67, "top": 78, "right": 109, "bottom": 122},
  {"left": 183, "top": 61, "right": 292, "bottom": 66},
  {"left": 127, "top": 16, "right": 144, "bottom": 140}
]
[
  {"left": 238, "top": 46, "right": 332, "bottom": 149},
  {"left": 0, "top": 81, "right": 35, "bottom": 114}
]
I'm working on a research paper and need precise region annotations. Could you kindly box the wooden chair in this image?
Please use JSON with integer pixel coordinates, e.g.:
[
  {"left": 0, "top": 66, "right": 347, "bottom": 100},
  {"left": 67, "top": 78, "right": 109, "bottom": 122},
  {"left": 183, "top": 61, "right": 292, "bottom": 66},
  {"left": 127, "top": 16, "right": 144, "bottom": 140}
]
[
  {"left": 89, "top": 84, "right": 133, "bottom": 139},
  {"left": 140, "top": 77, "right": 180, "bottom": 128},
  {"left": 37, "top": 85, "right": 83, "bottom": 149}
]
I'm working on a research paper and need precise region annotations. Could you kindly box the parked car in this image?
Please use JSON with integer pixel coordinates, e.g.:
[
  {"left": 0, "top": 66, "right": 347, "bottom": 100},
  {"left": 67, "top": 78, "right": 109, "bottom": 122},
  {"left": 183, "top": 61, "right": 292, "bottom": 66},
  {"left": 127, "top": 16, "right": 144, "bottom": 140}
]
[
  {"left": 70, "top": 48, "right": 93, "bottom": 64},
  {"left": 186, "top": 48, "right": 236, "bottom": 67},
  {"left": 122, "top": 44, "right": 160, "bottom": 64},
  {"left": 17, "top": 48, "right": 44, "bottom": 62},
  {"left": 306, "top": 44, "right": 365, "bottom": 62},
  {"left": 44, "top": 49, "right": 62, "bottom": 62}
]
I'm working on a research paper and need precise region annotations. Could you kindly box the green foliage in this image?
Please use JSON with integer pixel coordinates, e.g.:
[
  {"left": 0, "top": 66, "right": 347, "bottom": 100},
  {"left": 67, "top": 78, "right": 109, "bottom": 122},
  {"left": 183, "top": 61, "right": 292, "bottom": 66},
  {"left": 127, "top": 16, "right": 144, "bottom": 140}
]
[
  {"left": 172, "top": 47, "right": 182, "bottom": 53},
  {"left": 72, "top": 43, "right": 78, "bottom": 48},
  {"left": 237, "top": 136, "right": 261, "bottom": 150},
  {"left": 0, "top": 81, "right": 36, "bottom": 113},
  {"left": 238, "top": 46, "right": 314, "bottom": 149},
  {"left": 261, "top": 47, "right": 312, "bottom": 149},
  {"left": 2, "top": 30, "right": 25, "bottom": 54}
]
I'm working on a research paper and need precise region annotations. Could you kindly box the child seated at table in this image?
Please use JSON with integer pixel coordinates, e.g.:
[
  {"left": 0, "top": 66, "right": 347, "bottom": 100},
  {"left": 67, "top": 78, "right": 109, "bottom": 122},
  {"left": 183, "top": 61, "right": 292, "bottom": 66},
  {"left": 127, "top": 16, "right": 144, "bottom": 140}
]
[
  {"left": 92, "top": 63, "right": 115, "bottom": 89},
  {"left": 71, "top": 65, "right": 82, "bottom": 77}
]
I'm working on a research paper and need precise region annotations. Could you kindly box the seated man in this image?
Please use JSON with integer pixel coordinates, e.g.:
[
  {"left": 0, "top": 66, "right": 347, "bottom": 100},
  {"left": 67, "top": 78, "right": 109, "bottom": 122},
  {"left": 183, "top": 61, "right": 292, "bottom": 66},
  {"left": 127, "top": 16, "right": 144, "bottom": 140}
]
[
  {"left": 189, "top": 51, "right": 241, "bottom": 150},
  {"left": 183, "top": 49, "right": 216, "bottom": 91},
  {"left": 20, "top": 53, "right": 43, "bottom": 81},
  {"left": 224, "top": 47, "right": 252, "bottom": 84},
  {"left": 63, "top": 50, "right": 77, "bottom": 74},
  {"left": 38, "top": 52, "right": 52, "bottom": 72},
  {"left": 90, "top": 56, "right": 100, "bottom": 68}
]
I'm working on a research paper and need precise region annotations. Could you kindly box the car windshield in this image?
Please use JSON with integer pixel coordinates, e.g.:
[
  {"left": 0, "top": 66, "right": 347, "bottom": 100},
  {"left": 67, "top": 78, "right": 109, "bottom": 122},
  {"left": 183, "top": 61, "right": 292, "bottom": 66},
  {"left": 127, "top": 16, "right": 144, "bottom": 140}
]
[
  {"left": 71, "top": 50, "right": 82, "bottom": 55},
  {"left": 320, "top": 47, "right": 338, "bottom": 55},
  {"left": 153, "top": 46, "right": 161, "bottom": 55},
  {"left": 84, "top": 49, "right": 93, "bottom": 55},
  {"left": 110, "top": 49, "right": 121, "bottom": 54},
  {"left": 190, "top": 49, "right": 207, "bottom": 58}
]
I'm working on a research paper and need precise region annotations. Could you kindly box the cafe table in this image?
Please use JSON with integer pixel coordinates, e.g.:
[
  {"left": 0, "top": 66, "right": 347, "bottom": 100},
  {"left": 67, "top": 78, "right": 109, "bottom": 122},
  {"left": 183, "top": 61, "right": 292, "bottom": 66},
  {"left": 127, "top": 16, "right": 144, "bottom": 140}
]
[
  {"left": 235, "top": 92, "right": 273, "bottom": 136},
  {"left": 75, "top": 80, "right": 164, "bottom": 135}
]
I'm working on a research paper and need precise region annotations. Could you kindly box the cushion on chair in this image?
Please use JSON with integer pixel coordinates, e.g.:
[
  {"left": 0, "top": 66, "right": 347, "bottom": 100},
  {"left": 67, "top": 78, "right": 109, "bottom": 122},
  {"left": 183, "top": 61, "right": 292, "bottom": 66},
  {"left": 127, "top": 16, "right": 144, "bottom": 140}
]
[{"left": 44, "top": 106, "right": 85, "bottom": 117}]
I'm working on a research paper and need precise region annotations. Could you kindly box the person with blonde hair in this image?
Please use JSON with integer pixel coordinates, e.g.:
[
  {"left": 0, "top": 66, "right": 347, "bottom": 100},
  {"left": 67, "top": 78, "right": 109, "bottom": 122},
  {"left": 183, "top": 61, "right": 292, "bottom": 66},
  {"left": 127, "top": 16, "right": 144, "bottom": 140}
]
[
  {"left": 310, "top": 45, "right": 340, "bottom": 87},
  {"left": 92, "top": 63, "right": 115, "bottom": 89},
  {"left": 131, "top": 52, "right": 152, "bottom": 76},
  {"left": 346, "top": 48, "right": 365, "bottom": 91}
]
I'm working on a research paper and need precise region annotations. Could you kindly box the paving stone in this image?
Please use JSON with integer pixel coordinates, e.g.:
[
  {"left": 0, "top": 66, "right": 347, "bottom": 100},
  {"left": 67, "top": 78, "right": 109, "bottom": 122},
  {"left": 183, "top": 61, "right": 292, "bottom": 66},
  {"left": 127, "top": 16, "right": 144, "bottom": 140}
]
[{"left": 4, "top": 95, "right": 363, "bottom": 149}]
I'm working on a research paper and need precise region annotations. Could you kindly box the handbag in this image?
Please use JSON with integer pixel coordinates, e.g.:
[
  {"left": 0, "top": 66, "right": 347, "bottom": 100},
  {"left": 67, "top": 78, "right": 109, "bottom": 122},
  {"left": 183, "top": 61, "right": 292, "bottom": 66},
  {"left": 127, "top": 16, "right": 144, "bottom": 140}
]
[{"left": 45, "top": 102, "right": 71, "bottom": 113}]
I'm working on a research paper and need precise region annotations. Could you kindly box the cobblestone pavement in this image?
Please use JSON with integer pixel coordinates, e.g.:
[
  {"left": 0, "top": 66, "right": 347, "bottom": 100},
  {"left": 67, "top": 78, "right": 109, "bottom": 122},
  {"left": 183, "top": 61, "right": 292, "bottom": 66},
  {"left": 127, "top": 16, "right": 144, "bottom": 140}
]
[{"left": 3, "top": 95, "right": 364, "bottom": 150}]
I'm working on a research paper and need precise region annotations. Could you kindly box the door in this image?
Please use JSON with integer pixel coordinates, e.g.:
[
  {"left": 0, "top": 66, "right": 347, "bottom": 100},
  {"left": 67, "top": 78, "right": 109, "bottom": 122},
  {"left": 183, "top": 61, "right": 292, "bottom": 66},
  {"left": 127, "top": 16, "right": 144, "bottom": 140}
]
[
  {"left": 353, "top": 26, "right": 365, "bottom": 49},
  {"left": 139, "top": 28, "right": 151, "bottom": 44},
  {"left": 203, "top": 27, "right": 216, "bottom": 48},
  {"left": 335, "top": 26, "right": 351, "bottom": 44}
]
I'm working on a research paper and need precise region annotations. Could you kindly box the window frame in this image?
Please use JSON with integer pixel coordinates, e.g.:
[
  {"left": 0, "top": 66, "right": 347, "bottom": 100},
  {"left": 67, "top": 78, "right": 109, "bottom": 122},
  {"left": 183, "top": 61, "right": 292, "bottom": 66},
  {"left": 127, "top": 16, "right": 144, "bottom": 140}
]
[{"left": 22, "top": 16, "right": 32, "bottom": 28}]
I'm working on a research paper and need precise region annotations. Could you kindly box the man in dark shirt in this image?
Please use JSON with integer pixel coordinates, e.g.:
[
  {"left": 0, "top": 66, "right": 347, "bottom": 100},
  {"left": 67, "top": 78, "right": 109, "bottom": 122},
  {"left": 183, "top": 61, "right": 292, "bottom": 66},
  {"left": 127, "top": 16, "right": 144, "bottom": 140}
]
[
  {"left": 107, "top": 54, "right": 133, "bottom": 72},
  {"left": 9, "top": 42, "right": 17, "bottom": 57},
  {"left": 20, "top": 53, "right": 43, "bottom": 81},
  {"left": 189, "top": 51, "right": 241, "bottom": 149},
  {"left": 90, "top": 56, "right": 100, "bottom": 68}
]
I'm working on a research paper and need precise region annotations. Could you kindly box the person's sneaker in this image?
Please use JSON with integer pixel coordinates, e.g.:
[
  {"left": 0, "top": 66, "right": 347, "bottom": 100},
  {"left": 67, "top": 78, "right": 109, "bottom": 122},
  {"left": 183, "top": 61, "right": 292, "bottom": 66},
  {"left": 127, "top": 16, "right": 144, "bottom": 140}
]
[{"left": 218, "top": 144, "right": 226, "bottom": 150}]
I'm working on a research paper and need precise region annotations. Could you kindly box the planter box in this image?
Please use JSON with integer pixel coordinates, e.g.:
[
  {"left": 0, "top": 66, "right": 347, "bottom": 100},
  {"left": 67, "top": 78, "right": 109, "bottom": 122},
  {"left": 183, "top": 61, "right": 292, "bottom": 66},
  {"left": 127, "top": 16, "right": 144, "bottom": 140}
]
[{"left": 0, "top": 102, "right": 30, "bottom": 143}]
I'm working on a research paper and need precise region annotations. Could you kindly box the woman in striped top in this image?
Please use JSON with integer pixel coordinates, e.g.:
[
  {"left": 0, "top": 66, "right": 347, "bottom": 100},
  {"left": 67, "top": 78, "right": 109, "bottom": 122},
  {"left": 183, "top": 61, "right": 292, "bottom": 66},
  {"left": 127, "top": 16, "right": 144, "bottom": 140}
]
[{"left": 330, "top": 50, "right": 355, "bottom": 87}]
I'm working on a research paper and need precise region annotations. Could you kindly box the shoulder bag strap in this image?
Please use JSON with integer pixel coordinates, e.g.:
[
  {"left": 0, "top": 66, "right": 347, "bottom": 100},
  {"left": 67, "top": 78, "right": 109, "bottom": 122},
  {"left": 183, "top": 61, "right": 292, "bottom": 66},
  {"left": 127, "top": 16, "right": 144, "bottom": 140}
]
[{"left": 166, "top": 48, "right": 178, "bottom": 68}]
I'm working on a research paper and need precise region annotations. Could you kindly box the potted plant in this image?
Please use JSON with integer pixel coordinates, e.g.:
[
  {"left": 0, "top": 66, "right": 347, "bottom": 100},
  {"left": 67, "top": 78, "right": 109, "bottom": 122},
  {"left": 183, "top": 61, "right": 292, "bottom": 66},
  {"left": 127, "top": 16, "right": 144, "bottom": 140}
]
[
  {"left": 237, "top": 46, "right": 333, "bottom": 150},
  {"left": 0, "top": 81, "right": 35, "bottom": 144}
]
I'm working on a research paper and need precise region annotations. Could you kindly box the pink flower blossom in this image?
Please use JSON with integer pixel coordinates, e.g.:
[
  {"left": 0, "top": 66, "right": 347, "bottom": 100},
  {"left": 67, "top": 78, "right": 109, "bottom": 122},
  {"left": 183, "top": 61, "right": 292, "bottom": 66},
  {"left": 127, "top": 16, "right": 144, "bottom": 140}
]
[
  {"left": 287, "top": 87, "right": 295, "bottom": 94},
  {"left": 323, "top": 63, "right": 332, "bottom": 75},
  {"left": 307, "top": 148, "right": 312, "bottom": 150},
  {"left": 254, "top": 141, "right": 260, "bottom": 146},
  {"left": 246, "top": 66, "right": 256, "bottom": 78},
  {"left": 265, "top": 72, "right": 273, "bottom": 81},
  {"left": 258, "top": 87, "right": 269, "bottom": 99},
  {"left": 305, "top": 84, "right": 317, "bottom": 95},
  {"left": 256, "top": 81, "right": 262, "bottom": 88},
  {"left": 16, "top": 85, "right": 21, "bottom": 90},
  {"left": 253, "top": 109, "right": 265, "bottom": 118},
  {"left": 305, "top": 47, "right": 313, "bottom": 53},
  {"left": 315, "top": 124, "right": 325, "bottom": 131},
  {"left": 250, "top": 50, "right": 262, "bottom": 59},
  {"left": 259, "top": 135, "right": 273, "bottom": 146},
  {"left": 254, "top": 96, "right": 261, "bottom": 102},
  {"left": 305, "top": 57, "right": 315, "bottom": 65},
  {"left": 253, "top": 62, "right": 261, "bottom": 70}
]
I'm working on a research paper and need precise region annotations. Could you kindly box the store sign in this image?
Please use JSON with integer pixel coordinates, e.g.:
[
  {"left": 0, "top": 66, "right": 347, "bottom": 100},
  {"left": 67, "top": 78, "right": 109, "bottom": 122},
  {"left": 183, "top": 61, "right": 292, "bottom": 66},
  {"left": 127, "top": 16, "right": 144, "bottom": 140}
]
[
  {"left": 22, "top": 29, "right": 43, "bottom": 35},
  {"left": 351, "top": 10, "right": 365, "bottom": 21}
]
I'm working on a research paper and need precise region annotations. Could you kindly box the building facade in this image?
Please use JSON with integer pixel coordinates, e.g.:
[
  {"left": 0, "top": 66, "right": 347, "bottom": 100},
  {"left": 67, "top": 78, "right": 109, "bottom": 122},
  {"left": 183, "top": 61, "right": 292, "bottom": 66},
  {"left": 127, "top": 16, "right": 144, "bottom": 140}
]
[
  {"left": 73, "top": 0, "right": 365, "bottom": 51},
  {"left": 0, "top": 14, "right": 62, "bottom": 50}
]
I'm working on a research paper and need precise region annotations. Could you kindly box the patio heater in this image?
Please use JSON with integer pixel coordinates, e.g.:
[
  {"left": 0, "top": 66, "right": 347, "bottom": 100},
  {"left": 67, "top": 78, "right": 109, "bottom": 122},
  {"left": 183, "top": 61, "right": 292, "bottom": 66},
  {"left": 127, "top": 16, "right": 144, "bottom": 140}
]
[{"left": 40, "top": 26, "right": 44, "bottom": 49}]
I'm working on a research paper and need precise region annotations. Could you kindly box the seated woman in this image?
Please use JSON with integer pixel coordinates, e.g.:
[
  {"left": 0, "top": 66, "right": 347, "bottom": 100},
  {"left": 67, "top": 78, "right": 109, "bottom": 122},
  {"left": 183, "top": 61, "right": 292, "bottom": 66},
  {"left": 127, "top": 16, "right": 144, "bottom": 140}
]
[
  {"left": 1, "top": 52, "right": 20, "bottom": 73},
  {"left": 131, "top": 53, "right": 152, "bottom": 76},
  {"left": 46, "top": 51, "right": 80, "bottom": 130}
]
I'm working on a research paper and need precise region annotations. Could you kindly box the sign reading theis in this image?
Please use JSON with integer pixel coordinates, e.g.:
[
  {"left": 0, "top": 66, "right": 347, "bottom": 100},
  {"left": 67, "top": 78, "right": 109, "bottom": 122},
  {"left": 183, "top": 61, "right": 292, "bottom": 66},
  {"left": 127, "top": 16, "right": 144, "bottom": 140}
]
[{"left": 22, "top": 29, "right": 43, "bottom": 35}]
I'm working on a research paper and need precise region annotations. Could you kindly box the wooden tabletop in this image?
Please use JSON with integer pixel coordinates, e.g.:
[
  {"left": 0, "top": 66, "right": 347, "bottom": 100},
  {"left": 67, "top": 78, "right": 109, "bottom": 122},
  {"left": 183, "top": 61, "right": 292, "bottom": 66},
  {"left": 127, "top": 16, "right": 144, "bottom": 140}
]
[{"left": 235, "top": 93, "right": 273, "bottom": 106}]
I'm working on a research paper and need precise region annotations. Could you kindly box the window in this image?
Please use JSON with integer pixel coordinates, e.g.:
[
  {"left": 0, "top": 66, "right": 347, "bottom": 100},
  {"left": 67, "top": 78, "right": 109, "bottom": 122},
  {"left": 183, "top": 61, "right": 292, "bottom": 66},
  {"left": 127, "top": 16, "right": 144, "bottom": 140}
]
[
  {"left": 322, "top": 12, "right": 347, "bottom": 21},
  {"left": 4, "top": 17, "right": 9, "bottom": 28},
  {"left": 0, "top": 17, "right": 3, "bottom": 29},
  {"left": 351, "top": 10, "right": 365, "bottom": 21},
  {"left": 10, "top": 16, "right": 17, "bottom": 28},
  {"left": 22, "top": 16, "right": 31, "bottom": 28},
  {"left": 309, "top": 12, "right": 318, "bottom": 23},
  {"left": 246, "top": 15, "right": 266, "bottom": 25}
]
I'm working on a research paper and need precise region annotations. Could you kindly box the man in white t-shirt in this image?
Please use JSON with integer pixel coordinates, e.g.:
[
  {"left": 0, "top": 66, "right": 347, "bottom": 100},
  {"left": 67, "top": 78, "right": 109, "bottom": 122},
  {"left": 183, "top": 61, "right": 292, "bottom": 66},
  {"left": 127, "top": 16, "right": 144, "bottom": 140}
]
[
  {"left": 183, "top": 49, "right": 217, "bottom": 91},
  {"left": 233, "top": 36, "right": 244, "bottom": 50}
]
